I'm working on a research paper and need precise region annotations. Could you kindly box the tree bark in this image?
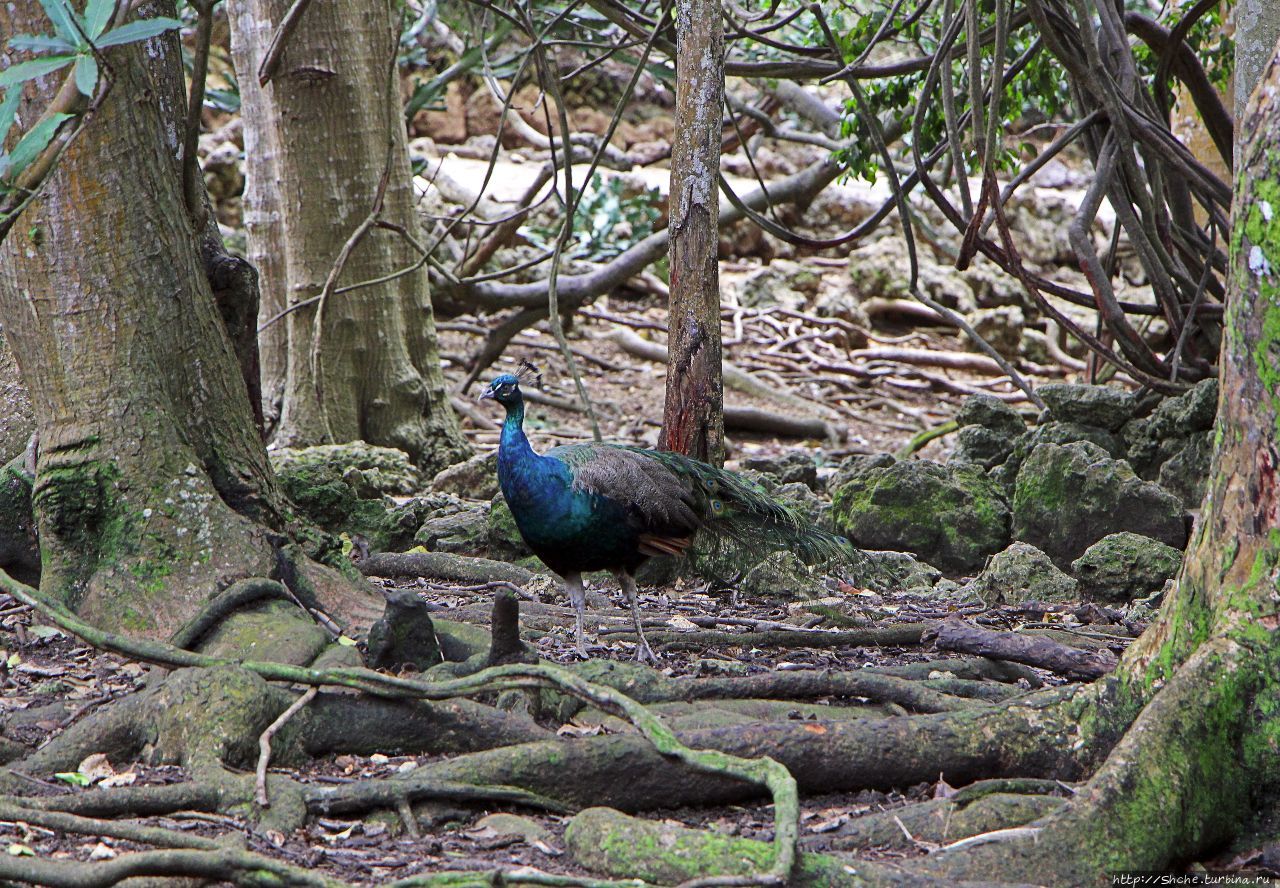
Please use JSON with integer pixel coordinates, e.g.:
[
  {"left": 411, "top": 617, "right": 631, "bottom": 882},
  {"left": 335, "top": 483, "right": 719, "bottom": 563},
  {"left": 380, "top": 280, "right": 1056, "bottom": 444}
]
[
  {"left": 228, "top": 0, "right": 469, "bottom": 473},
  {"left": 660, "top": 0, "right": 725, "bottom": 465},
  {"left": 0, "top": 2, "right": 376, "bottom": 638},
  {"left": 1235, "top": 0, "right": 1280, "bottom": 121}
]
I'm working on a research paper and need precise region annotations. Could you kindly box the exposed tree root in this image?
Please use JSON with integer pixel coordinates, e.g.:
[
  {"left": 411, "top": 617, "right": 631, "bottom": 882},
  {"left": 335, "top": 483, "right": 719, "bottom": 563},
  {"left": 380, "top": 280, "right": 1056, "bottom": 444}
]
[
  {"left": 564, "top": 659, "right": 986, "bottom": 714},
  {"left": 562, "top": 807, "right": 1011, "bottom": 888},
  {"left": 359, "top": 550, "right": 541, "bottom": 585}
]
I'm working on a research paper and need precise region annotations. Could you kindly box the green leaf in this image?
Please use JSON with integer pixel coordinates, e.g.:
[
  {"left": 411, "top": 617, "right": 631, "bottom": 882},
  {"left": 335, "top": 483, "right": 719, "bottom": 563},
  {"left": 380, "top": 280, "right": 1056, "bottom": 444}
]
[
  {"left": 0, "top": 55, "right": 75, "bottom": 88},
  {"left": 26, "top": 623, "right": 65, "bottom": 639},
  {"left": 0, "top": 88, "right": 21, "bottom": 145},
  {"left": 36, "top": 0, "right": 83, "bottom": 47},
  {"left": 8, "top": 33, "right": 77, "bottom": 53},
  {"left": 53, "top": 771, "right": 92, "bottom": 787},
  {"left": 94, "top": 17, "right": 183, "bottom": 49},
  {"left": 84, "top": 0, "right": 114, "bottom": 38},
  {"left": 7, "top": 113, "right": 73, "bottom": 179},
  {"left": 73, "top": 55, "right": 97, "bottom": 97},
  {"left": 337, "top": 635, "right": 358, "bottom": 647},
  {"left": 6, "top": 843, "right": 35, "bottom": 856}
]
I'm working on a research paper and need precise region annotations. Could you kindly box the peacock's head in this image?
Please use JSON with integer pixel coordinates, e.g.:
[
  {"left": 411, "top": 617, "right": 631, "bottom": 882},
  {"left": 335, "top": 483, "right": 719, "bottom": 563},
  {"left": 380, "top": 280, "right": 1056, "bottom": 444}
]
[
  {"left": 480, "top": 362, "right": 541, "bottom": 408},
  {"left": 479, "top": 373, "right": 522, "bottom": 406}
]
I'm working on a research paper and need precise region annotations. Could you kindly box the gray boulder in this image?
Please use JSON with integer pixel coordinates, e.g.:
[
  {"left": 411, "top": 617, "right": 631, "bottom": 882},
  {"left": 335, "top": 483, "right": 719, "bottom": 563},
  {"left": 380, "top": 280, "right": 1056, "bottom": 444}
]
[
  {"left": 740, "top": 451, "right": 819, "bottom": 491},
  {"left": 952, "top": 395, "right": 1026, "bottom": 469},
  {"left": 966, "top": 542, "right": 1078, "bottom": 606},
  {"left": 1122, "top": 378, "right": 1218, "bottom": 479},
  {"left": 1071, "top": 532, "right": 1183, "bottom": 603},
  {"left": 431, "top": 449, "right": 499, "bottom": 501},
  {"left": 1037, "top": 384, "right": 1136, "bottom": 432},
  {"left": 956, "top": 394, "right": 1026, "bottom": 437},
  {"left": 831, "top": 459, "right": 1010, "bottom": 574},
  {"left": 1156, "top": 431, "right": 1214, "bottom": 509},
  {"left": 992, "top": 421, "right": 1126, "bottom": 489},
  {"left": 1012, "top": 441, "right": 1186, "bottom": 568}
]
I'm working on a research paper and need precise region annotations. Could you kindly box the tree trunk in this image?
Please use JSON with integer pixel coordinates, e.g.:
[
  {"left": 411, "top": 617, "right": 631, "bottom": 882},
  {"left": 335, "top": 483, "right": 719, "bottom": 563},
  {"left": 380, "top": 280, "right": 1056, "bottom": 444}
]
[
  {"left": 0, "top": 334, "right": 33, "bottom": 465},
  {"left": 914, "top": 35, "right": 1280, "bottom": 884},
  {"left": 660, "top": 0, "right": 725, "bottom": 465},
  {"left": 1235, "top": 0, "right": 1280, "bottom": 121},
  {"left": 228, "top": 0, "right": 469, "bottom": 473},
  {"left": 0, "top": 2, "right": 376, "bottom": 639}
]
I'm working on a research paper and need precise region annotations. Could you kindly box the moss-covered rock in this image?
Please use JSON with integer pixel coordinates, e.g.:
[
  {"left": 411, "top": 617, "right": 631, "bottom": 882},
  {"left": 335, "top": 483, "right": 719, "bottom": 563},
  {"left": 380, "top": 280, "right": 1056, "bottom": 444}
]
[
  {"left": 951, "top": 395, "right": 1026, "bottom": 469},
  {"left": 831, "top": 459, "right": 1009, "bottom": 574},
  {"left": 992, "top": 421, "right": 1126, "bottom": 489},
  {"left": 429, "top": 449, "right": 499, "bottom": 501},
  {"left": 1037, "top": 383, "right": 1137, "bottom": 431},
  {"left": 860, "top": 549, "right": 942, "bottom": 593},
  {"left": 414, "top": 495, "right": 490, "bottom": 555},
  {"left": 824, "top": 451, "right": 895, "bottom": 495},
  {"left": 270, "top": 443, "right": 421, "bottom": 496},
  {"left": 1121, "top": 378, "right": 1219, "bottom": 479},
  {"left": 966, "top": 541, "right": 1078, "bottom": 606},
  {"left": 488, "top": 493, "right": 535, "bottom": 563},
  {"left": 1070, "top": 532, "right": 1184, "bottom": 603},
  {"left": 736, "top": 551, "right": 826, "bottom": 600},
  {"left": 951, "top": 425, "right": 1017, "bottom": 470},
  {"left": 957, "top": 394, "right": 1027, "bottom": 436},
  {"left": 272, "top": 452, "right": 398, "bottom": 550},
  {"left": 1156, "top": 430, "right": 1214, "bottom": 508},
  {"left": 365, "top": 588, "right": 443, "bottom": 670},
  {"left": 1011, "top": 442, "right": 1186, "bottom": 568}
]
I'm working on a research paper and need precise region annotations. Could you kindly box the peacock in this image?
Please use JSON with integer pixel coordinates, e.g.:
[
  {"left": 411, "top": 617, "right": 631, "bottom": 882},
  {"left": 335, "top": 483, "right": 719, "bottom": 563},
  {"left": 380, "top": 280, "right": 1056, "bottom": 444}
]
[{"left": 480, "top": 365, "right": 851, "bottom": 662}]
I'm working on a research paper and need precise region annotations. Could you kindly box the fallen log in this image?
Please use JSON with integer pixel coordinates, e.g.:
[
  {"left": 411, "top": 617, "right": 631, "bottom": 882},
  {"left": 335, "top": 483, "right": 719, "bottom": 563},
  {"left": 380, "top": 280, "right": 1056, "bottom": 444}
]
[{"left": 927, "top": 618, "right": 1119, "bottom": 681}]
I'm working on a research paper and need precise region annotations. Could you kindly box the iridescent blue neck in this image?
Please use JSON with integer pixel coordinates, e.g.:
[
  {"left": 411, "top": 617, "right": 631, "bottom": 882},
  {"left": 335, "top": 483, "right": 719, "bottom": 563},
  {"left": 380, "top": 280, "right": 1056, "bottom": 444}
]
[{"left": 500, "top": 397, "right": 534, "bottom": 459}]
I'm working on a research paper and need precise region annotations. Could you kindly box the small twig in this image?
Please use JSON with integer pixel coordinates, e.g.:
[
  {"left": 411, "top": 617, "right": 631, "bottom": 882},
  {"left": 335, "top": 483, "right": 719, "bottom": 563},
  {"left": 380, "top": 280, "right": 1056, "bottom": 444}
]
[
  {"left": 258, "top": 0, "right": 317, "bottom": 86},
  {"left": 256, "top": 686, "right": 318, "bottom": 807}
]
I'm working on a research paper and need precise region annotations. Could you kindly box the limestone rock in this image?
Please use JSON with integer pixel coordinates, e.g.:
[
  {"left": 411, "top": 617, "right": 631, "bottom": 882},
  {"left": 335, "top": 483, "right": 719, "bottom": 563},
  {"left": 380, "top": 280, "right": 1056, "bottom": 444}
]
[
  {"left": 1012, "top": 442, "right": 1186, "bottom": 567},
  {"left": 1071, "top": 532, "right": 1183, "bottom": 603},
  {"left": 431, "top": 449, "right": 500, "bottom": 501},
  {"left": 966, "top": 542, "right": 1078, "bottom": 606},
  {"left": 831, "top": 459, "right": 1010, "bottom": 574},
  {"left": 1037, "top": 383, "right": 1136, "bottom": 432},
  {"left": 270, "top": 442, "right": 421, "bottom": 496},
  {"left": 740, "top": 451, "right": 819, "bottom": 490}
]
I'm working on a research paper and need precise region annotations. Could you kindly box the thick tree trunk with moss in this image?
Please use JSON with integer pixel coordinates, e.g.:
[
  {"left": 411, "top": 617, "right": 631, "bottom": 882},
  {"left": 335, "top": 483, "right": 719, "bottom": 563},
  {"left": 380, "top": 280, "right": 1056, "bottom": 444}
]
[
  {"left": 0, "top": 3, "right": 376, "bottom": 640},
  {"left": 228, "top": 0, "right": 468, "bottom": 473},
  {"left": 660, "top": 0, "right": 725, "bottom": 465}
]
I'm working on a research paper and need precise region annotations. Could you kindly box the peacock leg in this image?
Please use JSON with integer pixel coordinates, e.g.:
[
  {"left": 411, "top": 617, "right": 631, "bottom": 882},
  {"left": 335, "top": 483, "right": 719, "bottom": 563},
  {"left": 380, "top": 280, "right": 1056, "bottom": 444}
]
[
  {"left": 563, "top": 572, "right": 589, "bottom": 658},
  {"left": 617, "top": 571, "right": 658, "bottom": 664}
]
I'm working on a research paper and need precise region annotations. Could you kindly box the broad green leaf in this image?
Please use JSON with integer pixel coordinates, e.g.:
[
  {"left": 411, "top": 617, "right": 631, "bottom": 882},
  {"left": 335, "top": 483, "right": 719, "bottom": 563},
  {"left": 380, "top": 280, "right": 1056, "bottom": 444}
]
[
  {"left": 53, "top": 771, "right": 92, "bottom": 787},
  {"left": 8, "top": 34, "right": 77, "bottom": 53},
  {"left": 337, "top": 635, "right": 358, "bottom": 647},
  {"left": 73, "top": 55, "right": 97, "bottom": 97},
  {"left": 4, "top": 651, "right": 19, "bottom": 669},
  {"left": 7, "top": 112, "right": 73, "bottom": 179},
  {"left": 6, "top": 843, "right": 35, "bottom": 856},
  {"left": 0, "top": 88, "right": 21, "bottom": 144},
  {"left": 85, "top": 0, "right": 115, "bottom": 38},
  {"left": 94, "top": 17, "right": 183, "bottom": 49},
  {"left": 26, "top": 623, "right": 65, "bottom": 639},
  {"left": 35, "top": 0, "right": 83, "bottom": 47},
  {"left": 0, "top": 55, "right": 75, "bottom": 89}
]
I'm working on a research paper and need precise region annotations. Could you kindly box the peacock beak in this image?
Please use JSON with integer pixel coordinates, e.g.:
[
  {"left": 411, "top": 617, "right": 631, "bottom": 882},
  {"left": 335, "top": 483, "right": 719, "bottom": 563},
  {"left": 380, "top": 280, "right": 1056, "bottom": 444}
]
[{"left": 478, "top": 387, "right": 495, "bottom": 401}]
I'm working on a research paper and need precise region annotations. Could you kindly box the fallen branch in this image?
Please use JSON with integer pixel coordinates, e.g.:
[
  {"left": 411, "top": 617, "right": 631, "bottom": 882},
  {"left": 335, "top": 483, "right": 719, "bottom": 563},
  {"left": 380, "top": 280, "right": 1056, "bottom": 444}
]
[
  {"left": 927, "top": 618, "right": 1118, "bottom": 681},
  {"left": 256, "top": 686, "right": 318, "bottom": 807}
]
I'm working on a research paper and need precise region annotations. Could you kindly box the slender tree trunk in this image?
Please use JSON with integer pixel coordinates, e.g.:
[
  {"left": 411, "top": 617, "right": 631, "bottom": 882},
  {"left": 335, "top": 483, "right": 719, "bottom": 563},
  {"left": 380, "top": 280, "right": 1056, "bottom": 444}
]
[
  {"left": 0, "top": 2, "right": 376, "bottom": 639},
  {"left": 660, "top": 0, "right": 725, "bottom": 465},
  {"left": 228, "top": 0, "right": 469, "bottom": 473}
]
